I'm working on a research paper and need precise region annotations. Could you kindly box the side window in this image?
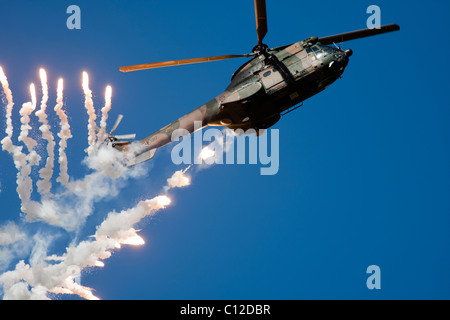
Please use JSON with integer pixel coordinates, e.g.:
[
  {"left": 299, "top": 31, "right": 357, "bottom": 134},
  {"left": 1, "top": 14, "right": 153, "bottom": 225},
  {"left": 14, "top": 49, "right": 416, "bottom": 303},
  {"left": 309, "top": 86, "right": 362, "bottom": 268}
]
[
  {"left": 311, "top": 46, "right": 323, "bottom": 59},
  {"left": 306, "top": 47, "right": 314, "bottom": 60}
]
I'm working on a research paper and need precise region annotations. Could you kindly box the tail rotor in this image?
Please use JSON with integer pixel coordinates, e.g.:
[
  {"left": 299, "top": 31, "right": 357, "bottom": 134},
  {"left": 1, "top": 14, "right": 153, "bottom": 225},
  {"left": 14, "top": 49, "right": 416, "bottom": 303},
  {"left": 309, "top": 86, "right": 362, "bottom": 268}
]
[{"left": 99, "top": 114, "right": 136, "bottom": 148}]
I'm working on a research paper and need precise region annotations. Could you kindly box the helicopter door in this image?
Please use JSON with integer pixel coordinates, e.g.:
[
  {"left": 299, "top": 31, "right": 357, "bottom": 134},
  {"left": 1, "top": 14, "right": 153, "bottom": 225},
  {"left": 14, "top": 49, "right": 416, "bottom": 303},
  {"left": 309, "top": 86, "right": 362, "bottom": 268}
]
[{"left": 260, "top": 68, "right": 284, "bottom": 91}]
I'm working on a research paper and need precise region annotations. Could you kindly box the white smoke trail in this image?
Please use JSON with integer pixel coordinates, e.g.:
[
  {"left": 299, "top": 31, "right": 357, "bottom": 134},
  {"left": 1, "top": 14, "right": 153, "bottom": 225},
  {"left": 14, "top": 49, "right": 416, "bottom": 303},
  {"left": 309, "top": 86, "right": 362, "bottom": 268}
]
[
  {"left": 0, "top": 222, "right": 26, "bottom": 246},
  {"left": 52, "top": 277, "right": 100, "bottom": 300},
  {"left": 0, "top": 67, "right": 35, "bottom": 217},
  {"left": 0, "top": 170, "right": 189, "bottom": 300},
  {"left": 0, "top": 68, "right": 27, "bottom": 183},
  {"left": 95, "top": 195, "right": 172, "bottom": 243},
  {"left": 36, "top": 69, "right": 56, "bottom": 196},
  {"left": 0, "top": 67, "right": 196, "bottom": 300},
  {"left": 18, "top": 84, "right": 39, "bottom": 159},
  {"left": 165, "top": 165, "right": 191, "bottom": 191},
  {"left": 0, "top": 69, "right": 69, "bottom": 228},
  {"left": 3, "top": 82, "right": 43, "bottom": 218},
  {"left": 0, "top": 67, "right": 14, "bottom": 140},
  {"left": 82, "top": 72, "right": 97, "bottom": 155},
  {"left": 53, "top": 78, "right": 72, "bottom": 186},
  {"left": 0, "top": 222, "right": 29, "bottom": 272}
]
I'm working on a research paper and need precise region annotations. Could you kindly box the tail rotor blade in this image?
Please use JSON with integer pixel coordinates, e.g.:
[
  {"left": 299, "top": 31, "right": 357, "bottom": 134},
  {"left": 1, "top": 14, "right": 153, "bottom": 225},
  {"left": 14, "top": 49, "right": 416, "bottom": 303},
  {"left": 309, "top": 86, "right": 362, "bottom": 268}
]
[
  {"left": 112, "top": 141, "right": 131, "bottom": 146},
  {"left": 114, "top": 134, "right": 136, "bottom": 140},
  {"left": 110, "top": 114, "right": 123, "bottom": 134}
]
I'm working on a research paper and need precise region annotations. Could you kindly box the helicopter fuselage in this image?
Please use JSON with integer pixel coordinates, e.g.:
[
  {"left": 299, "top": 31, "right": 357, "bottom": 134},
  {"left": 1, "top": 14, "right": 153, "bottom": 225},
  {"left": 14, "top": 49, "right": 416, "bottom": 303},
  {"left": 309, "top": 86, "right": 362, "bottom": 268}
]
[{"left": 126, "top": 37, "right": 352, "bottom": 162}]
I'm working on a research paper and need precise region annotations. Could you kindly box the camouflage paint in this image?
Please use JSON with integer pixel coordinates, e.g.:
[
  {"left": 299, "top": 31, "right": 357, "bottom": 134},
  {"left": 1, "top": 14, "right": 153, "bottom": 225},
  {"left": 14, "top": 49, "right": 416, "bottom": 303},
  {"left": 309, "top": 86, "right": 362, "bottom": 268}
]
[{"left": 115, "top": 37, "right": 352, "bottom": 165}]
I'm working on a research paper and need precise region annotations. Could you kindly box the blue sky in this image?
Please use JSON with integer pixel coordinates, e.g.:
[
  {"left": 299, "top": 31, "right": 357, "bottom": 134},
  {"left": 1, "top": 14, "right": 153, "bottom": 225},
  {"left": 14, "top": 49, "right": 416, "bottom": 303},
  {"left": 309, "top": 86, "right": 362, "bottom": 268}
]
[{"left": 0, "top": 0, "right": 449, "bottom": 299}]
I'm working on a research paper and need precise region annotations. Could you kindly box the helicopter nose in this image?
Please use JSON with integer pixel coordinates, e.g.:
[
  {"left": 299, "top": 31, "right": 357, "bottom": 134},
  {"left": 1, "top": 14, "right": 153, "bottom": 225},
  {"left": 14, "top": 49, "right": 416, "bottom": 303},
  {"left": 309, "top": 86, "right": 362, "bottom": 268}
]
[{"left": 344, "top": 49, "right": 353, "bottom": 57}]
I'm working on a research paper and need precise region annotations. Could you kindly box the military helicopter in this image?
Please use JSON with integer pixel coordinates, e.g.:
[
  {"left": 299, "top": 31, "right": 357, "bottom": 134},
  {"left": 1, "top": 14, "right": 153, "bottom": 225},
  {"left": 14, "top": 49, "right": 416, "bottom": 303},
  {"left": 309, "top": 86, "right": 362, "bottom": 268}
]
[{"left": 111, "top": 0, "right": 399, "bottom": 166}]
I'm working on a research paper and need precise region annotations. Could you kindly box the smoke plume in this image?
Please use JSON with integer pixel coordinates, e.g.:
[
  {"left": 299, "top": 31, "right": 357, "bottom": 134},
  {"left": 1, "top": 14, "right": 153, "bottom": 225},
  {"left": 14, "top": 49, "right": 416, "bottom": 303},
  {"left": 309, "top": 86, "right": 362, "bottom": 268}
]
[{"left": 0, "top": 68, "right": 192, "bottom": 299}]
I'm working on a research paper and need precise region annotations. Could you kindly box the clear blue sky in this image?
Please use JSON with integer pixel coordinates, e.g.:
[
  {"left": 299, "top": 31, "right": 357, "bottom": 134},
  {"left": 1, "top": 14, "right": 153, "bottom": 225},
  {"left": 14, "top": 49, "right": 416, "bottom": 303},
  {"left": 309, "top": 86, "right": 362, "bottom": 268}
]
[{"left": 1, "top": 0, "right": 449, "bottom": 299}]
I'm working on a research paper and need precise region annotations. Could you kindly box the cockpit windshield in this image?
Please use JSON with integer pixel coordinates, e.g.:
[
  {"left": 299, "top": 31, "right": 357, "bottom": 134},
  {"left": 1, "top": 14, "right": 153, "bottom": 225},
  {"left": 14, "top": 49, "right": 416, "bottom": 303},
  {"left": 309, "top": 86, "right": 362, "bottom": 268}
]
[
  {"left": 311, "top": 46, "right": 323, "bottom": 59},
  {"left": 307, "top": 44, "right": 338, "bottom": 59},
  {"left": 322, "top": 46, "right": 336, "bottom": 54}
]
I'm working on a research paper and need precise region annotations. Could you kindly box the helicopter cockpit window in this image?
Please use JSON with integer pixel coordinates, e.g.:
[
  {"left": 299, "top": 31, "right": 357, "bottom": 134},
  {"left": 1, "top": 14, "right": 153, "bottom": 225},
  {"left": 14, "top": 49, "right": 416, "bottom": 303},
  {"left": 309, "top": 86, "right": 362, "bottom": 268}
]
[
  {"left": 311, "top": 45, "right": 323, "bottom": 59},
  {"left": 323, "top": 46, "right": 335, "bottom": 54}
]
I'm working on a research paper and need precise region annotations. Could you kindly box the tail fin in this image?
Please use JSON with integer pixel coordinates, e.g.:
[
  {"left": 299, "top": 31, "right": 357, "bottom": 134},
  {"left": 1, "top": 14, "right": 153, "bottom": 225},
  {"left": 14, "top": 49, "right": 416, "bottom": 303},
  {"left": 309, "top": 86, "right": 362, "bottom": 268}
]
[{"left": 111, "top": 141, "right": 157, "bottom": 167}]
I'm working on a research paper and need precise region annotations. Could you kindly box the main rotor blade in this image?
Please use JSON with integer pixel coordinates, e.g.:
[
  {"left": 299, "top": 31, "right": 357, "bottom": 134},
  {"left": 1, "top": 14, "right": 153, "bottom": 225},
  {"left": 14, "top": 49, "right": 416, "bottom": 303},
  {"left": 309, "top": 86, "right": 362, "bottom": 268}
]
[
  {"left": 271, "top": 23, "right": 400, "bottom": 52},
  {"left": 110, "top": 114, "right": 123, "bottom": 134},
  {"left": 120, "top": 54, "right": 253, "bottom": 72},
  {"left": 254, "top": 0, "right": 268, "bottom": 45},
  {"left": 318, "top": 23, "right": 400, "bottom": 45}
]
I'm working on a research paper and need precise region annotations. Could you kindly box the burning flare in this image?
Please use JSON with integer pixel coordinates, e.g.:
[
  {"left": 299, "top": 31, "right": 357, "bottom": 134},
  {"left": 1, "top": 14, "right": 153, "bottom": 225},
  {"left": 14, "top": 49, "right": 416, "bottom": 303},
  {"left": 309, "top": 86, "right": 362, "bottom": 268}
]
[
  {"left": 199, "top": 147, "right": 215, "bottom": 160},
  {"left": 81, "top": 71, "right": 89, "bottom": 91},
  {"left": 95, "top": 261, "right": 105, "bottom": 267},
  {"left": 157, "top": 195, "right": 172, "bottom": 207},
  {"left": 0, "top": 67, "right": 7, "bottom": 84},
  {"left": 30, "top": 83, "right": 37, "bottom": 109},
  {"left": 121, "top": 235, "right": 145, "bottom": 246}
]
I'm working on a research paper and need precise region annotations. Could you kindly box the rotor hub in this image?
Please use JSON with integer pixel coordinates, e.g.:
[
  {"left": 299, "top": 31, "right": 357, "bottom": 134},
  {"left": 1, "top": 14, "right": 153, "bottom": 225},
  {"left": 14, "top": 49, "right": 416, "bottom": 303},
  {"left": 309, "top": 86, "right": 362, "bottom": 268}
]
[{"left": 252, "top": 43, "right": 269, "bottom": 54}]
